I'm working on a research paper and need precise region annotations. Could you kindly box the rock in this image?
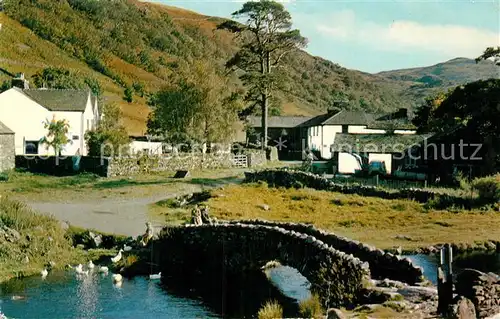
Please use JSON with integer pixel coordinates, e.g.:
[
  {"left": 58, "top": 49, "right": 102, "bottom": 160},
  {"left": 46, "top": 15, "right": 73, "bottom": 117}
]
[
  {"left": 258, "top": 204, "right": 270, "bottom": 211},
  {"left": 22, "top": 256, "right": 29, "bottom": 264},
  {"left": 448, "top": 296, "right": 476, "bottom": 319},
  {"left": 0, "top": 226, "right": 21, "bottom": 243},
  {"left": 59, "top": 221, "right": 70, "bottom": 231},
  {"left": 395, "top": 235, "right": 413, "bottom": 241},
  {"left": 326, "top": 308, "right": 346, "bottom": 319}
]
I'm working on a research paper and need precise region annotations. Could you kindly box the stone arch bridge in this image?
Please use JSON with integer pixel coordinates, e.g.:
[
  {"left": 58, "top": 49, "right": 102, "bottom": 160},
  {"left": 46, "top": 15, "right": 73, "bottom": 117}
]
[{"left": 153, "top": 220, "right": 424, "bottom": 309}]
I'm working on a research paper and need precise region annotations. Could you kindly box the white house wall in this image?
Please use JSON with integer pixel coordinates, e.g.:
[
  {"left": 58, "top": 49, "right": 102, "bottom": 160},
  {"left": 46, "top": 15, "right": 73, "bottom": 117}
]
[
  {"left": 368, "top": 153, "right": 393, "bottom": 174},
  {"left": 394, "top": 130, "right": 417, "bottom": 135},
  {"left": 348, "top": 125, "right": 386, "bottom": 134},
  {"left": 0, "top": 88, "right": 52, "bottom": 155},
  {"left": 338, "top": 152, "right": 361, "bottom": 174}
]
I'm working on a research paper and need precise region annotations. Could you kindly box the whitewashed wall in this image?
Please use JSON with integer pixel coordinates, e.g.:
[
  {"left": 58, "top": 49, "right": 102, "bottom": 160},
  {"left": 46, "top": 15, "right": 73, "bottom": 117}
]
[
  {"left": 0, "top": 88, "right": 52, "bottom": 155},
  {"left": 338, "top": 152, "right": 362, "bottom": 174}
]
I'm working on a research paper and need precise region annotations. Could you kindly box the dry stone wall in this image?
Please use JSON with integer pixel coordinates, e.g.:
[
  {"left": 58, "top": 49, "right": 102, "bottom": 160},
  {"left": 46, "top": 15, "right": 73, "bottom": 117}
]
[
  {"left": 455, "top": 269, "right": 500, "bottom": 318},
  {"left": 0, "top": 134, "right": 14, "bottom": 172}
]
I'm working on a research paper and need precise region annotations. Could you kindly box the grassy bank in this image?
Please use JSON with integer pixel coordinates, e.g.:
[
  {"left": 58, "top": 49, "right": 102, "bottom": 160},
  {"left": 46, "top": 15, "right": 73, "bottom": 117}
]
[
  {"left": 0, "top": 196, "right": 119, "bottom": 282},
  {"left": 149, "top": 182, "right": 500, "bottom": 251}
]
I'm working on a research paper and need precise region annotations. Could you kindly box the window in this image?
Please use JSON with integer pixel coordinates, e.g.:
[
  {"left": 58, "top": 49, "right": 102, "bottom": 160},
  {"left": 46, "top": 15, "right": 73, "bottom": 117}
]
[
  {"left": 25, "top": 141, "right": 39, "bottom": 155},
  {"left": 342, "top": 125, "right": 349, "bottom": 133},
  {"left": 72, "top": 135, "right": 79, "bottom": 140}
]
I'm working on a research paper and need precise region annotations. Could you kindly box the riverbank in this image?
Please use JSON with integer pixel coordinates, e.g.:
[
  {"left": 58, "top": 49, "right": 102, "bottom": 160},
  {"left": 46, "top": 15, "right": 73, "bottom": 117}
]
[{"left": 0, "top": 196, "right": 125, "bottom": 283}]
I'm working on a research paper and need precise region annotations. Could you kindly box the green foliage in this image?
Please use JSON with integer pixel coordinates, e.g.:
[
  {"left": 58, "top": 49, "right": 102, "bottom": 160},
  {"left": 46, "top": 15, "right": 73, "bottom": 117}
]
[
  {"left": 0, "top": 80, "right": 11, "bottom": 93},
  {"left": 123, "top": 86, "right": 133, "bottom": 103},
  {"left": 132, "top": 82, "right": 145, "bottom": 97},
  {"left": 299, "top": 294, "right": 324, "bottom": 318},
  {"left": 32, "top": 67, "right": 82, "bottom": 89},
  {"left": 85, "top": 104, "right": 130, "bottom": 157},
  {"left": 218, "top": 0, "right": 307, "bottom": 147},
  {"left": 476, "top": 46, "right": 500, "bottom": 66},
  {"left": 147, "top": 60, "right": 243, "bottom": 144},
  {"left": 257, "top": 300, "right": 283, "bottom": 319},
  {"left": 40, "top": 116, "right": 70, "bottom": 155},
  {"left": 84, "top": 77, "right": 103, "bottom": 97},
  {"left": 473, "top": 174, "right": 500, "bottom": 203}
]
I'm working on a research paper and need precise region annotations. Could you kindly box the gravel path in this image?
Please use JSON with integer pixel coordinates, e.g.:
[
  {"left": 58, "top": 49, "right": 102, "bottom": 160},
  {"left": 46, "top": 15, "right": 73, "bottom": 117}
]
[{"left": 28, "top": 181, "right": 236, "bottom": 237}]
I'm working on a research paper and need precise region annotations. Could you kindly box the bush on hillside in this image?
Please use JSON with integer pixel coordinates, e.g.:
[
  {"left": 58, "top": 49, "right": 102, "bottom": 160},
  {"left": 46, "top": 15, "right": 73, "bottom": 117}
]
[{"left": 473, "top": 174, "right": 500, "bottom": 203}]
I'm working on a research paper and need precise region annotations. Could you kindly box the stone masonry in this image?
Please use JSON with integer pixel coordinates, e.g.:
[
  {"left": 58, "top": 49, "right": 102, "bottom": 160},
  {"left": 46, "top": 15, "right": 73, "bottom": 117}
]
[{"left": 0, "top": 121, "right": 15, "bottom": 172}]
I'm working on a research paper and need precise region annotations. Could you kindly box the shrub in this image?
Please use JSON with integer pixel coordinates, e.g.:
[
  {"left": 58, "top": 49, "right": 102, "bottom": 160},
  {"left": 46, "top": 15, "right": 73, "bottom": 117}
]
[
  {"left": 299, "top": 294, "right": 324, "bottom": 318},
  {"left": 257, "top": 300, "right": 283, "bottom": 319},
  {"left": 473, "top": 174, "right": 500, "bottom": 203}
]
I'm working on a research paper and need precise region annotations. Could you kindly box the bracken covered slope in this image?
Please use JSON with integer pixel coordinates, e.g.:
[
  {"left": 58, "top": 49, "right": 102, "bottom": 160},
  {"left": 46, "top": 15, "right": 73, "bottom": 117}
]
[{"left": 0, "top": 0, "right": 497, "bottom": 134}]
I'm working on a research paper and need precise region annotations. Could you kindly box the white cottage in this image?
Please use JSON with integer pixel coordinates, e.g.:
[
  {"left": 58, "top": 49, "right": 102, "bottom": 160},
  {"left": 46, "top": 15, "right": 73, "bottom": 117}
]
[{"left": 0, "top": 87, "right": 100, "bottom": 156}]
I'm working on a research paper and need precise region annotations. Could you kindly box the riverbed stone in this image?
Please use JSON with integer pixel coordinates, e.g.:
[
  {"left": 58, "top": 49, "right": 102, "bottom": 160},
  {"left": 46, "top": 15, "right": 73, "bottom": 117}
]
[
  {"left": 448, "top": 296, "right": 476, "bottom": 319},
  {"left": 326, "top": 308, "right": 346, "bottom": 319}
]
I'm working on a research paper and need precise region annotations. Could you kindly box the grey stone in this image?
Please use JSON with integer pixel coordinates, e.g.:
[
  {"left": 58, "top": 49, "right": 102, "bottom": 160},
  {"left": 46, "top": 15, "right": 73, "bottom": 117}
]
[
  {"left": 258, "top": 204, "right": 270, "bottom": 211},
  {"left": 448, "top": 296, "right": 476, "bottom": 319},
  {"left": 326, "top": 308, "right": 345, "bottom": 319}
]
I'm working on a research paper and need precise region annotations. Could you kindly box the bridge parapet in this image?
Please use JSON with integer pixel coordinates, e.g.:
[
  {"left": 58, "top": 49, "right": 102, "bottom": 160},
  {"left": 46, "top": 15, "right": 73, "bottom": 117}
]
[{"left": 226, "top": 219, "right": 424, "bottom": 285}]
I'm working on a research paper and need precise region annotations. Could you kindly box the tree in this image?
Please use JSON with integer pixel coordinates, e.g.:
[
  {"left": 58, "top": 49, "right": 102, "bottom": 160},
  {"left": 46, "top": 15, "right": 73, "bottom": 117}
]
[
  {"left": 147, "top": 60, "right": 243, "bottom": 148},
  {"left": 0, "top": 81, "right": 11, "bottom": 94},
  {"left": 123, "top": 86, "right": 133, "bottom": 103},
  {"left": 85, "top": 103, "right": 130, "bottom": 157},
  {"left": 414, "top": 79, "right": 500, "bottom": 175},
  {"left": 32, "top": 67, "right": 81, "bottom": 89},
  {"left": 476, "top": 47, "right": 500, "bottom": 65},
  {"left": 217, "top": 0, "right": 307, "bottom": 148},
  {"left": 40, "top": 116, "right": 70, "bottom": 156},
  {"left": 412, "top": 90, "right": 451, "bottom": 133}
]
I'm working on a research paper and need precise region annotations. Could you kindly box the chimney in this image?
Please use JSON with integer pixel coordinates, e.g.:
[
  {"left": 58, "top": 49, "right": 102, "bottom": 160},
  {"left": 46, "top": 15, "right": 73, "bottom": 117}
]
[{"left": 11, "top": 73, "right": 30, "bottom": 90}]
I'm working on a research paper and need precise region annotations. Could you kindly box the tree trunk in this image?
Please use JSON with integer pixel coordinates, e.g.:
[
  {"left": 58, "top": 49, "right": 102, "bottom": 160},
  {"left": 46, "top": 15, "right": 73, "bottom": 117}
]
[{"left": 262, "top": 94, "right": 268, "bottom": 149}]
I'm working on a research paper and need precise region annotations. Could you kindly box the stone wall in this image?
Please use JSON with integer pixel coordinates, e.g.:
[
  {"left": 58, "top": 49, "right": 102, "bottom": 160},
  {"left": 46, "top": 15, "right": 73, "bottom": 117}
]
[
  {"left": 226, "top": 220, "right": 424, "bottom": 285},
  {"left": 155, "top": 223, "right": 371, "bottom": 308},
  {"left": 0, "top": 134, "right": 14, "bottom": 172},
  {"left": 247, "top": 151, "right": 267, "bottom": 168},
  {"left": 107, "top": 151, "right": 267, "bottom": 177},
  {"left": 244, "top": 169, "right": 470, "bottom": 206},
  {"left": 455, "top": 269, "right": 500, "bottom": 318}
]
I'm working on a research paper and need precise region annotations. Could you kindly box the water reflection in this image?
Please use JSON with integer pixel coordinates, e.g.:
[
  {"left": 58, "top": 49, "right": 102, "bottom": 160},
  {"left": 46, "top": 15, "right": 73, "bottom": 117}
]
[
  {"left": 265, "top": 266, "right": 311, "bottom": 302},
  {"left": 407, "top": 252, "right": 500, "bottom": 285},
  {"left": 0, "top": 271, "right": 218, "bottom": 319}
]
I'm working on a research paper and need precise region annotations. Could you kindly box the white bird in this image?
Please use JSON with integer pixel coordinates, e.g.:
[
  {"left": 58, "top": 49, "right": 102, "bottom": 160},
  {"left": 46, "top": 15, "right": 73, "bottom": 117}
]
[
  {"left": 41, "top": 269, "right": 48, "bottom": 279},
  {"left": 112, "top": 273, "right": 123, "bottom": 283},
  {"left": 99, "top": 266, "right": 109, "bottom": 273},
  {"left": 111, "top": 249, "right": 124, "bottom": 263},
  {"left": 87, "top": 260, "right": 95, "bottom": 270},
  {"left": 149, "top": 272, "right": 161, "bottom": 280},
  {"left": 74, "top": 264, "right": 89, "bottom": 276},
  {"left": 75, "top": 264, "right": 84, "bottom": 274},
  {"left": 123, "top": 244, "right": 133, "bottom": 252}
]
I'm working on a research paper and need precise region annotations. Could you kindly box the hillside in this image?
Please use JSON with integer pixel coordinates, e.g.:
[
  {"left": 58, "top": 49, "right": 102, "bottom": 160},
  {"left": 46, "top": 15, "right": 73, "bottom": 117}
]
[
  {"left": 0, "top": 0, "right": 497, "bottom": 135},
  {"left": 0, "top": 0, "right": 412, "bottom": 134},
  {"left": 378, "top": 57, "right": 499, "bottom": 103}
]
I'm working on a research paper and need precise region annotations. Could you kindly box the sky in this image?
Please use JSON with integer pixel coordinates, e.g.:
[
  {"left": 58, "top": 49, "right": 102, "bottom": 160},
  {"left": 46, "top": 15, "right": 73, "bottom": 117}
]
[{"left": 150, "top": 0, "right": 500, "bottom": 73}]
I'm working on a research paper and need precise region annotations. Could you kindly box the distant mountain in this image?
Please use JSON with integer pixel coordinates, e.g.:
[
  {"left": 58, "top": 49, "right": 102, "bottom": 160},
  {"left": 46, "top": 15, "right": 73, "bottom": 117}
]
[
  {"left": 377, "top": 57, "right": 499, "bottom": 104},
  {"left": 0, "top": 0, "right": 497, "bottom": 135}
]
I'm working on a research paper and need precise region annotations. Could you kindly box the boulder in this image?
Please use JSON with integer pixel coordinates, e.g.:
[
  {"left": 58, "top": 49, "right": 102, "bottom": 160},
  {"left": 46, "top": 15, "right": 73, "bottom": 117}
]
[
  {"left": 326, "top": 308, "right": 346, "bottom": 319},
  {"left": 448, "top": 296, "right": 476, "bottom": 319}
]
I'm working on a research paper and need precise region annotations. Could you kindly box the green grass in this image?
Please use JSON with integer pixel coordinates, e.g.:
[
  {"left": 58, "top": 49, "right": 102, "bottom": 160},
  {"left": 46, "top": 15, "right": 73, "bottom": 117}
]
[
  {"left": 0, "top": 197, "right": 77, "bottom": 281},
  {"left": 0, "top": 168, "right": 250, "bottom": 202},
  {"left": 151, "top": 182, "right": 500, "bottom": 251}
]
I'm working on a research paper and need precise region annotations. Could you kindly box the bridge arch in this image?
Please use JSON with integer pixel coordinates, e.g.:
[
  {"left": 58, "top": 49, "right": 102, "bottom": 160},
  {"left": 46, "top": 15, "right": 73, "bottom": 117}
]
[{"left": 154, "top": 223, "right": 371, "bottom": 308}]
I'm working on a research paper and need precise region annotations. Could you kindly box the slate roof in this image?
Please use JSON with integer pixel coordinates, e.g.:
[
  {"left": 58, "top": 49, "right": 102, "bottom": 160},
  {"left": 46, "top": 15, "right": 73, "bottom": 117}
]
[
  {"left": 22, "top": 89, "right": 90, "bottom": 112},
  {"left": 246, "top": 116, "right": 313, "bottom": 128},
  {"left": 322, "top": 110, "right": 378, "bottom": 125},
  {"left": 331, "top": 133, "right": 434, "bottom": 153},
  {"left": 366, "top": 119, "right": 417, "bottom": 130},
  {"left": 0, "top": 121, "right": 14, "bottom": 134}
]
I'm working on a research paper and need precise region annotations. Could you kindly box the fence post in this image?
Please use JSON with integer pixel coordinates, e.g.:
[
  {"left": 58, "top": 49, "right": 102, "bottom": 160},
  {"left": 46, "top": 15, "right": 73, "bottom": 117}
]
[
  {"left": 375, "top": 174, "right": 379, "bottom": 187},
  {"left": 437, "top": 244, "right": 453, "bottom": 315}
]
